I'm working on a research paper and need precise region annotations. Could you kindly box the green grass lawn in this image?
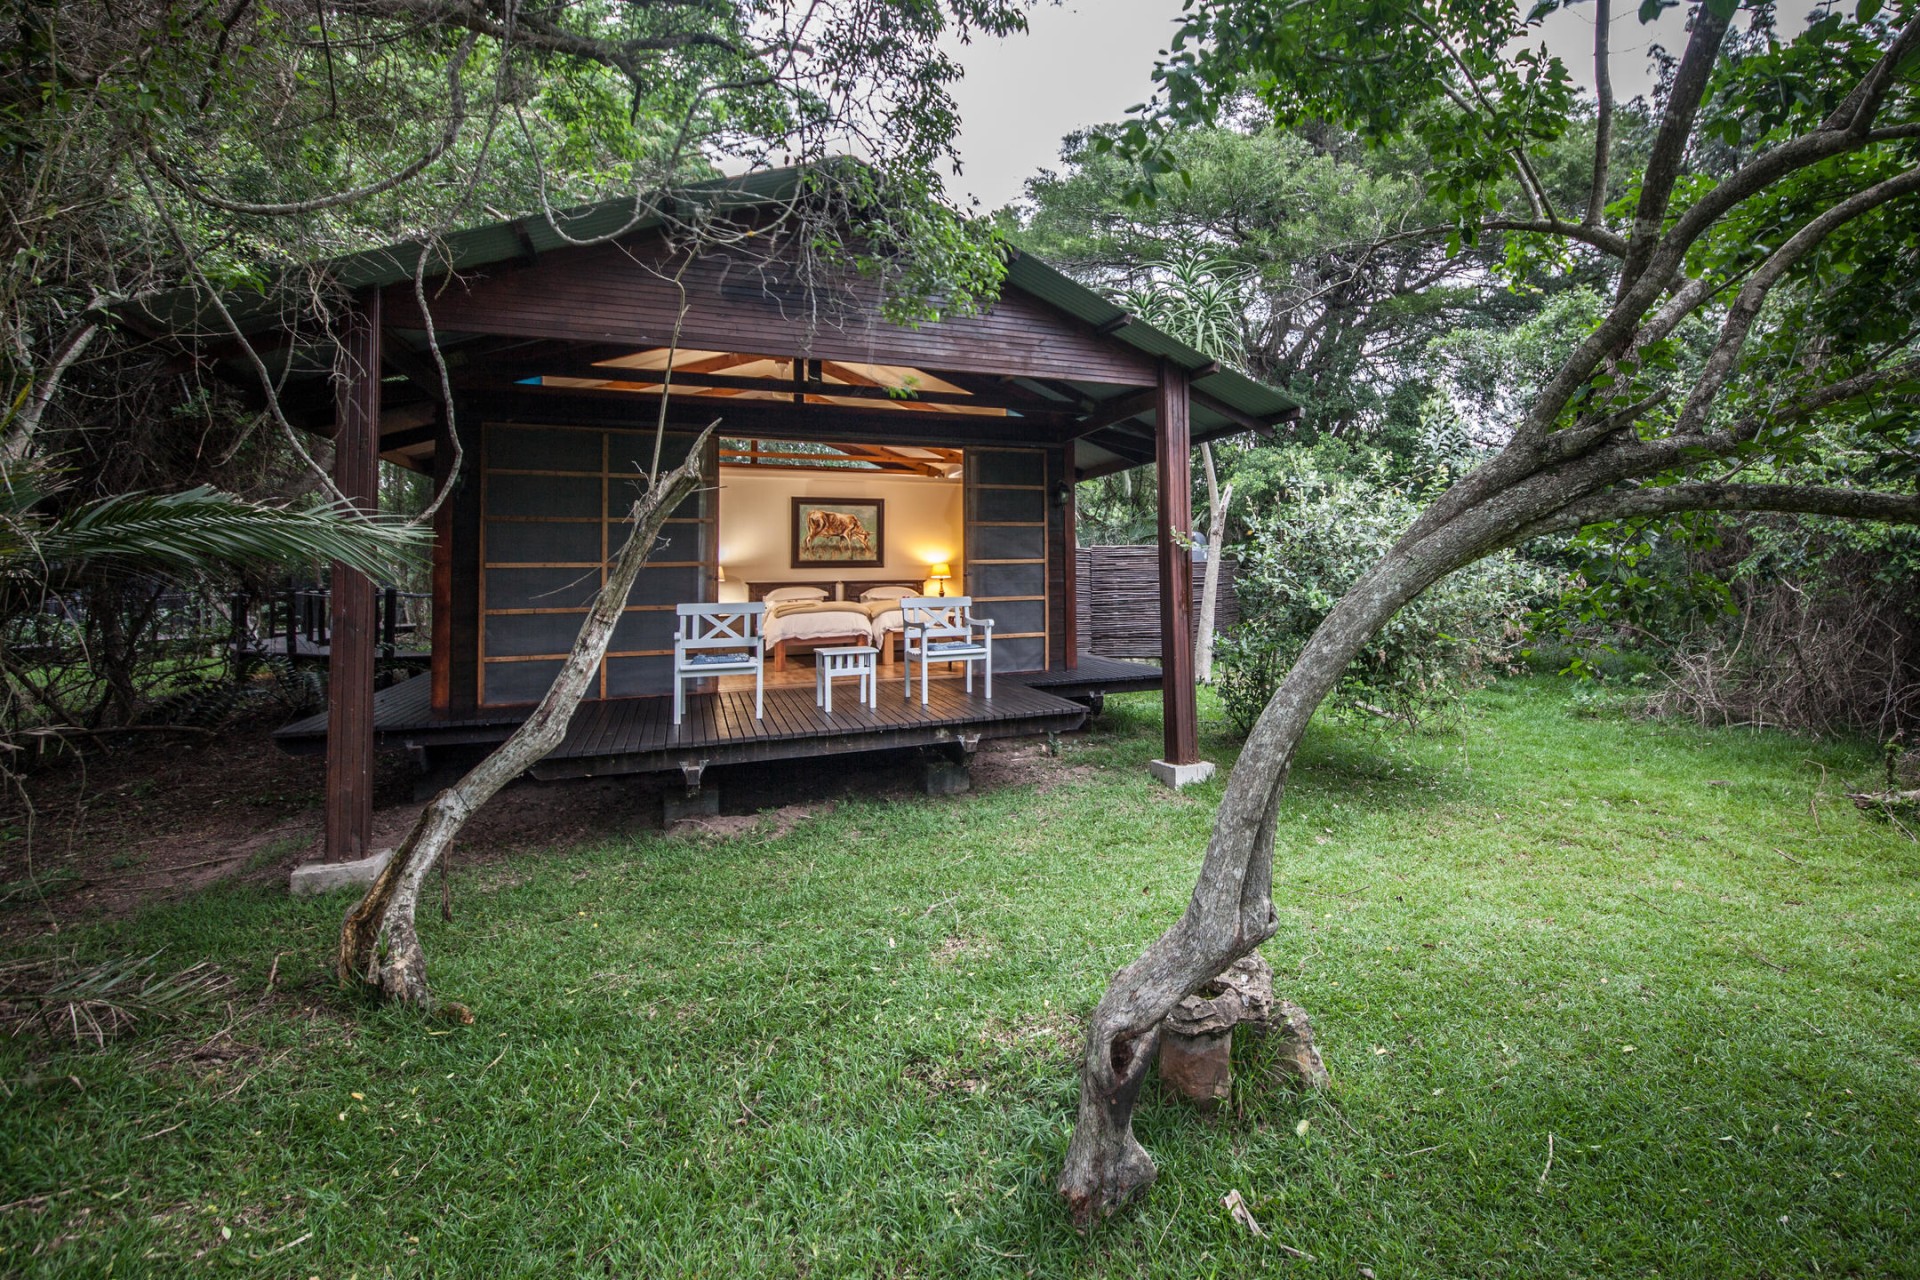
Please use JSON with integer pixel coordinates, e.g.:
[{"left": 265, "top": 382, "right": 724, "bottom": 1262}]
[{"left": 2, "top": 678, "right": 1917, "bottom": 1277}]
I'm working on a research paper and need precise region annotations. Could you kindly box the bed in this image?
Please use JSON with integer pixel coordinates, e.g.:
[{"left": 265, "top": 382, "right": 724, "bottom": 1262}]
[{"left": 746, "top": 580, "right": 924, "bottom": 671}]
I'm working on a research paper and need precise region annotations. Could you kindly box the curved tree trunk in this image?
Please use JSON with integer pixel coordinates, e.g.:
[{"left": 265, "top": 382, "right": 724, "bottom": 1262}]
[
  {"left": 336, "top": 426, "right": 713, "bottom": 1008},
  {"left": 1195, "top": 444, "right": 1231, "bottom": 684},
  {"left": 1059, "top": 478, "right": 1551, "bottom": 1222}
]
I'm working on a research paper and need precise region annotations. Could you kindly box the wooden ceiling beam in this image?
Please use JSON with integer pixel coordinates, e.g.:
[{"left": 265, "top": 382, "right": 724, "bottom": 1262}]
[
  {"left": 478, "top": 381, "right": 1074, "bottom": 445},
  {"left": 529, "top": 365, "right": 1004, "bottom": 408},
  {"left": 828, "top": 442, "right": 944, "bottom": 475},
  {"left": 1063, "top": 389, "right": 1157, "bottom": 440},
  {"left": 1191, "top": 386, "right": 1294, "bottom": 437}
]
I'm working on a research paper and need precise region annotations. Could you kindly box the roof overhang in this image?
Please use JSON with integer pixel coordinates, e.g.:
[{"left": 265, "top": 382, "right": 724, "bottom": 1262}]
[{"left": 116, "top": 164, "right": 1303, "bottom": 477}]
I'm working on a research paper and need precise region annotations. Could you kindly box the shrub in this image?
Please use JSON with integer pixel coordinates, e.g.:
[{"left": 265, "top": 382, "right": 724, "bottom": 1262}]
[{"left": 1213, "top": 460, "right": 1557, "bottom": 733}]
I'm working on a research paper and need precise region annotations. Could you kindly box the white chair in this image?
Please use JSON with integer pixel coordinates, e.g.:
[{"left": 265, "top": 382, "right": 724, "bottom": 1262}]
[
  {"left": 900, "top": 596, "right": 994, "bottom": 705},
  {"left": 673, "top": 602, "right": 766, "bottom": 726}
]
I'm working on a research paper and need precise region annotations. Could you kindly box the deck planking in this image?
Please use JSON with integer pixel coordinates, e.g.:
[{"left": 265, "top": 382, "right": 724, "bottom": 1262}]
[
  {"left": 273, "top": 657, "right": 1163, "bottom": 778},
  {"left": 1022, "top": 653, "right": 1164, "bottom": 697}
]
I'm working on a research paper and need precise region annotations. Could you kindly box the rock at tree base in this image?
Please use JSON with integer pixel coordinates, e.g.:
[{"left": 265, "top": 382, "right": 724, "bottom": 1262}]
[
  {"left": 1157, "top": 952, "right": 1329, "bottom": 1107},
  {"left": 1266, "top": 999, "right": 1331, "bottom": 1090},
  {"left": 1159, "top": 1028, "right": 1234, "bottom": 1110}
]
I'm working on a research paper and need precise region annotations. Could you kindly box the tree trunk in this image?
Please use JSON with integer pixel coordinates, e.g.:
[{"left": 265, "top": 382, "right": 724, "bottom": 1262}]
[
  {"left": 335, "top": 426, "right": 713, "bottom": 1008},
  {"left": 1059, "top": 479, "right": 1548, "bottom": 1223},
  {"left": 1195, "top": 444, "right": 1231, "bottom": 684}
]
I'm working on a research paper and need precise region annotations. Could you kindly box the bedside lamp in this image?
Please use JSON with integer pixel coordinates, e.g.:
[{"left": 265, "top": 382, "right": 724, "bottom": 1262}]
[{"left": 929, "top": 562, "right": 952, "bottom": 597}]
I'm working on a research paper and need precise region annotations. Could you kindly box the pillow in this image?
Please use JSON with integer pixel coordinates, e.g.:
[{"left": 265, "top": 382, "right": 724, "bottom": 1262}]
[
  {"left": 763, "top": 585, "right": 829, "bottom": 603},
  {"left": 860, "top": 585, "right": 916, "bottom": 601}
]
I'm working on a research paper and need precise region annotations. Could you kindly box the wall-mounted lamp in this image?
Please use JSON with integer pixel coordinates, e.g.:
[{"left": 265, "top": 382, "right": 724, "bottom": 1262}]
[
  {"left": 1052, "top": 481, "right": 1073, "bottom": 508},
  {"left": 716, "top": 563, "right": 727, "bottom": 582},
  {"left": 929, "top": 562, "right": 952, "bottom": 597}
]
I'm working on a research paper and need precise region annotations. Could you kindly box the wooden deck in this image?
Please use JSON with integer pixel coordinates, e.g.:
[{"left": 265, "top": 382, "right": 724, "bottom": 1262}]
[
  {"left": 274, "top": 668, "right": 1108, "bottom": 779},
  {"left": 240, "top": 636, "right": 431, "bottom": 663},
  {"left": 1022, "top": 653, "right": 1162, "bottom": 699}
]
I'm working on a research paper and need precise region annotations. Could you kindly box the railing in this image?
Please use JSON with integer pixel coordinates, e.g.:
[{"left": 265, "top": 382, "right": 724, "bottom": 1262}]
[{"left": 230, "top": 585, "right": 431, "bottom": 662}]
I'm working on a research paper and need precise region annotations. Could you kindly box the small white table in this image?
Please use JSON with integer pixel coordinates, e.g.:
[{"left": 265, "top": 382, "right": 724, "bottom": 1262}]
[{"left": 814, "top": 644, "right": 877, "bottom": 714}]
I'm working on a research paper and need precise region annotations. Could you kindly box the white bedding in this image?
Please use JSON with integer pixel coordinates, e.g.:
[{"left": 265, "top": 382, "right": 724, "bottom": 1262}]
[
  {"left": 764, "top": 607, "right": 872, "bottom": 646},
  {"left": 867, "top": 607, "right": 903, "bottom": 646}
]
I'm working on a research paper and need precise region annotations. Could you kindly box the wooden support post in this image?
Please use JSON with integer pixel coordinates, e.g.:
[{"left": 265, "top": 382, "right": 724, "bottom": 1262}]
[
  {"left": 1155, "top": 361, "right": 1201, "bottom": 770},
  {"left": 1061, "top": 462, "right": 1079, "bottom": 669},
  {"left": 325, "top": 291, "right": 381, "bottom": 861}
]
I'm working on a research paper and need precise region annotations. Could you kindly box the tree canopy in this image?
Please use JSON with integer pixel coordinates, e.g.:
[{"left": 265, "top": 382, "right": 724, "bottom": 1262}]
[{"left": 1060, "top": 0, "right": 1920, "bottom": 1223}]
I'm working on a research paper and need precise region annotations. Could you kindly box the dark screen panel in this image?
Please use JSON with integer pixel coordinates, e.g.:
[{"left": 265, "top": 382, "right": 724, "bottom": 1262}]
[
  {"left": 481, "top": 658, "right": 566, "bottom": 703},
  {"left": 974, "top": 599, "right": 1045, "bottom": 636},
  {"left": 484, "top": 520, "right": 601, "bottom": 565},
  {"left": 604, "top": 654, "right": 675, "bottom": 697},
  {"left": 968, "top": 561, "right": 1044, "bottom": 598},
  {"left": 968, "top": 525, "right": 1046, "bottom": 561},
  {"left": 625, "top": 564, "right": 703, "bottom": 607},
  {"left": 487, "top": 425, "right": 602, "bottom": 472},
  {"left": 992, "top": 637, "right": 1045, "bottom": 672},
  {"left": 968, "top": 486, "right": 1046, "bottom": 524},
  {"left": 606, "top": 430, "right": 700, "bottom": 476},
  {"left": 487, "top": 474, "right": 601, "bottom": 519},
  {"left": 970, "top": 449, "right": 1044, "bottom": 486},
  {"left": 610, "top": 609, "right": 676, "bottom": 654},
  {"left": 485, "top": 567, "right": 601, "bottom": 610},
  {"left": 485, "top": 612, "right": 589, "bottom": 658}
]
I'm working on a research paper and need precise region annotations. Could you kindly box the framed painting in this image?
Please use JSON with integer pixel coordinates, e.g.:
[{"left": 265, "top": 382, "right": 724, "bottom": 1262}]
[{"left": 791, "top": 497, "right": 885, "bottom": 568}]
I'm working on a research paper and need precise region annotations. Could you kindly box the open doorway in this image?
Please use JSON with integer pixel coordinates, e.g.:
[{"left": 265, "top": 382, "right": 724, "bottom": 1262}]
[{"left": 713, "top": 436, "right": 965, "bottom": 686}]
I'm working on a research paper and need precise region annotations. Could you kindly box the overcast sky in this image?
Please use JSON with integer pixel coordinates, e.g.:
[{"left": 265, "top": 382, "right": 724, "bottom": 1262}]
[{"left": 941, "top": 0, "right": 1714, "bottom": 214}]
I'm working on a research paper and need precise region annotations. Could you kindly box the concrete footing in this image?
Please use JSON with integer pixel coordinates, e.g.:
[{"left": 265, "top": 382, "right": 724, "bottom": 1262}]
[
  {"left": 1149, "top": 758, "right": 1216, "bottom": 789},
  {"left": 290, "top": 848, "right": 394, "bottom": 897},
  {"left": 663, "top": 788, "right": 719, "bottom": 824},
  {"left": 922, "top": 758, "right": 972, "bottom": 796}
]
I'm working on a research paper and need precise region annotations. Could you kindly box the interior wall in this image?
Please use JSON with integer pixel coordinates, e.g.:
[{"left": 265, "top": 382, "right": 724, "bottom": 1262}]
[{"left": 715, "top": 467, "right": 964, "bottom": 600}]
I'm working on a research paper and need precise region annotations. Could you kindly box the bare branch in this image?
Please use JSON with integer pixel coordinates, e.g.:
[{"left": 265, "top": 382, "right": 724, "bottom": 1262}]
[
  {"left": 137, "top": 170, "right": 346, "bottom": 504},
  {"left": 1525, "top": 482, "right": 1920, "bottom": 538},
  {"left": 1371, "top": 218, "right": 1628, "bottom": 258},
  {"left": 1630, "top": 275, "right": 1716, "bottom": 356},
  {"left": 3, "top": 305, "right": 106, "bottom": 465},
  {"left": 1616, "top": 6, "right": 1733, "bottom": 298},
  {"left": 1586, "top": 0, "right": 1613, "bottom": 228}
]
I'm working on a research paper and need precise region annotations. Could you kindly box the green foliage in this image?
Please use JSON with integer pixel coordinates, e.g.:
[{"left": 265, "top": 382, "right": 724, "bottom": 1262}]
[
  {"left": 1115, "top": 249, "right": 1251, "bottom": 366},
  {"left": 1421, "top": 288, "right": 1612, "bottom": 446},
  {"left": 1215, "top": 453, "right": 1558, "bottom": 731},
  {"left": 1139, "top": 1, "right": 1576, "bottom": 228},
  {"left": 1009, "top": 124, "right": 1534, "bottom": 444}
]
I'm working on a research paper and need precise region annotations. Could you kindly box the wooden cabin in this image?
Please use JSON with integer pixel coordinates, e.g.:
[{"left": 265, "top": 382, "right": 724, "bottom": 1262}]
[{"left": 121, "top": 169, "right": 1300, "bottom": 859}]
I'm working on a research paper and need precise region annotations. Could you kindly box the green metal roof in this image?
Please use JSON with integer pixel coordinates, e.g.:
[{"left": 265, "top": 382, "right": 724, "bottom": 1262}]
[
  {"left": 120, "top": 164, "right": 1300, "bottom": 438},
  {"left": 1001, "top": 250, "right": 1299, "bottom": 427}
]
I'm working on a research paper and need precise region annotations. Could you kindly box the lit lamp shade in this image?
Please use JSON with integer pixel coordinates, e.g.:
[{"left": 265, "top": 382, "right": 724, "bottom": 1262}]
[{"left": 929, "top": 561, "right": 952, "bottom": 597}]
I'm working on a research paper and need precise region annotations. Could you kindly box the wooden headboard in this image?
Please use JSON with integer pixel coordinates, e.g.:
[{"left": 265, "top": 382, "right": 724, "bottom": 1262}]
[{"left": 745, "top": 578, "right": 924, "bottom": 603}]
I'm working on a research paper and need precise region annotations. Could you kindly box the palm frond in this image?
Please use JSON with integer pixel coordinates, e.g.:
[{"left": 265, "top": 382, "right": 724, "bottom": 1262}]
[
  {"left": 0, "top": 951, "right": 233, "bottom": 1046},
  {"left": 2, "top": 486, "right": 425, "bottom": 583}
]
